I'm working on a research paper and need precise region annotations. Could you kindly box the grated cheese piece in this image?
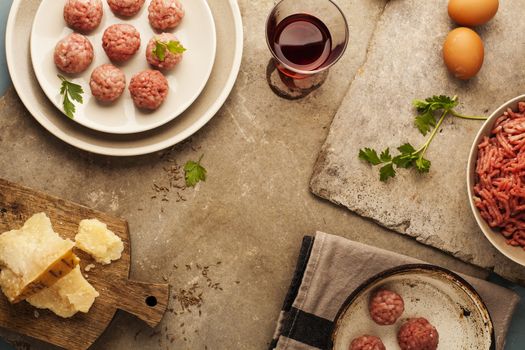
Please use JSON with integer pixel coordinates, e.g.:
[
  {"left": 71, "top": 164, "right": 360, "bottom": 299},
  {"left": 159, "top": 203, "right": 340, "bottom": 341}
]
[
  {"left": 0, "top": 213, "right": 78, "bottom": 303},
  {"left": 27, "top": 265, "right": 99, "bottom": 318},
  {"left": 75, "top": 219, "right": 123, "bottom": 265}
]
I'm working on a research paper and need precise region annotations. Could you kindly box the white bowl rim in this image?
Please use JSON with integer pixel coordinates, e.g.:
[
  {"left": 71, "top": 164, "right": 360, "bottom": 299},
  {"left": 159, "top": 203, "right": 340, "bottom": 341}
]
[{"left": 466, "top": 94, "right": 525, "bottom": 267}]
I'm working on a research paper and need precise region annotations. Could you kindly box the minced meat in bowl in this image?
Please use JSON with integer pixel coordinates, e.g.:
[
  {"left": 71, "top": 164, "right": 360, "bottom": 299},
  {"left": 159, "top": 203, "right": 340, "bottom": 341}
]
[{"left": 468, "top": 94, "right": 525, "bottom": 266}]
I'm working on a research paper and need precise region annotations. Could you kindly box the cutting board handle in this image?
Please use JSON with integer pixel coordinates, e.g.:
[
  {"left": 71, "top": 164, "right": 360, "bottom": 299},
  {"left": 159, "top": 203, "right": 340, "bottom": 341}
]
[{"left": 116, "top": 280, "right": 170, "bottom": 328}]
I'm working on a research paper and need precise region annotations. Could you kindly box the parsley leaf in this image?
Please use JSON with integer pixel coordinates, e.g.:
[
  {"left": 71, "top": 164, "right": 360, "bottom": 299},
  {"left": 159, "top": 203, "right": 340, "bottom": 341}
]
[
  {"left": 413, "top": 95, "right": 458, "bottom": 136},
  {"left": 359, "top": 95, "right": 485, "bottom": 181},
  {"left": 414, "top": 110, "right": 436, "bottom": 136},
  {"left": 152, "top": 39, "right": 186, "bottom": 62},
  {"left": 359, "top": 148, "right": 381, "bottom": 165},
  {"left": 166, "top": 40, "right": 186, "bottom": 54},
  {"left": 392, "top": 154, "right": 416, "bottom": 169},
  {"left": 413, "top": 95, "right": 458, "bottom": 112},
  {"left": 58, "top": 74, "right": 83, "bottom": 119},
  {"left": 380, "top": 163, "right": 396, "bottom": 182},
  {"left": 184, "top": 155, "right": 207, "bottom": 187},
  {"left": 380, "top": 148, "right": 392, "bottom": 162},
  {"left": 415, "top": 157, "right": 431, "bottom": 173},
  {"left": 397, "top": 143, "right": 416, "bottom": 154},
  {"left": 153, "top": 42, "right": 167, "bottom": 61}
]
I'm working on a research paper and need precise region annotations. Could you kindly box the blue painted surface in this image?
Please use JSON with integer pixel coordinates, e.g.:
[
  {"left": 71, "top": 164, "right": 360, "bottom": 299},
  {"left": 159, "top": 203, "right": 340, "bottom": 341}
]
[
  {"left": 0, "top": 0, "right": 13, "bottom": 96},
  {"left": 488, "top": 274, "right": 525, "bottom": 350},
  {"left": 0, "top": 339, "right": 14, "bottom": 350},
  {"left": 0, "top": 2, "right": 523, "bottom": 350}
]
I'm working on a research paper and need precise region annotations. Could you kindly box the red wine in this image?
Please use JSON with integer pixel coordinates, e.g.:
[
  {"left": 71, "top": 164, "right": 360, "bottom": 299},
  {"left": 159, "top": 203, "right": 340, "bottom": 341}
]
[{"left": 272, "top": 14, "right": 332, "bottom": 71}]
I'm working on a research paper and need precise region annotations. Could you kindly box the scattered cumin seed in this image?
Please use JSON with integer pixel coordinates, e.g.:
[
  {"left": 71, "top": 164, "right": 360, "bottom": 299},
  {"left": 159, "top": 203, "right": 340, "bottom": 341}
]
[{"left": 149, "top": 330, "right": 161, "bottom": 338}]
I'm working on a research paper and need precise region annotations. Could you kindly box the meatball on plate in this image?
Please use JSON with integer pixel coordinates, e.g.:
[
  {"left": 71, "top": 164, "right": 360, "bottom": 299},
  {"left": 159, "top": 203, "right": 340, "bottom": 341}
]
[
  {"left": 90, "top": 64, "right": 126, "bottom": 102},
  {"left": 54, "top": 33, "right": 94, "bottom": 74},
  {"left": 102, "top": 24, "right": 141, "bottom": 62},
  {"left": 148, "top": 0, "right": 185, "bottom": 31},
  {"left": 108, "top": 0, "right": 145, "bottom": 17},
  {"left": 63, "top": 0, "right": 103, "bottom": 33},
  {"left": 146, "top": 33, "right": 185, "bottom": 70},
  {"left": 30, "top": 0, "right": 216, "bottom": 134},
  {"left": 330, "top": 265, "right": 494, "bottom": 350}
]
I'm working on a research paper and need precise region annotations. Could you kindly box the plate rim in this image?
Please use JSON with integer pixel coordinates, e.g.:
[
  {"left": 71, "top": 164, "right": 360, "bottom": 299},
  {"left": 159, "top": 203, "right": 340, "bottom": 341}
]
[
  {"left": 29, "top": 0, "right": 217, "bottom": 135},
  {"left": 466, "top": 94, "right": 525, "bottom": 268},
  {"left": 329, "top": 263, "right": 495, "bottom": 350},
  {"left": 6, "top": 0, "right": 243, "bottom": 156}
]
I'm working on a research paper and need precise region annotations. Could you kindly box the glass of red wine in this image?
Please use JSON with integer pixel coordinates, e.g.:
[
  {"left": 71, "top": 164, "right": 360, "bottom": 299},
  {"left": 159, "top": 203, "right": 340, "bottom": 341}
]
[{"left": 266, "top": 0, "right": 348, "bottom": 97}]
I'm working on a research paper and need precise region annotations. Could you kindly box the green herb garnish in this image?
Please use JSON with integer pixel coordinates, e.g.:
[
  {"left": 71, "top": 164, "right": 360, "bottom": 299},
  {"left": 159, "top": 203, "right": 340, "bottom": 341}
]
[
  {"left": 184, "top": 155, "right": 206, "bottom": 187},
  {"left": 58, "top": 74, "right": 83, "bottom": 119},
  {"left": 359, "top": 95, "right": 486, "bottom": 181},
  {"left": 152, "top": 39, "right": 186, "bottom": 61}
]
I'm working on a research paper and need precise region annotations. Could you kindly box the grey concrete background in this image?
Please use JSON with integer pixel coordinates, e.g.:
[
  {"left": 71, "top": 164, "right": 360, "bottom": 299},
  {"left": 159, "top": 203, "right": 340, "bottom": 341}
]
[
  {"left": 311, "top": 0, "right": 525, "bottom": 282},
  {"left": 0, "top": 0, "right": 507, "bottom": 349}
]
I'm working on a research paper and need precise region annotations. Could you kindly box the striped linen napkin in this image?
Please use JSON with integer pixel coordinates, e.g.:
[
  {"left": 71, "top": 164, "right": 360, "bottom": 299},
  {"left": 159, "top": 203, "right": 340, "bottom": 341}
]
[{"left": 270, "top": 232, "right": 520, "bottom": 350}]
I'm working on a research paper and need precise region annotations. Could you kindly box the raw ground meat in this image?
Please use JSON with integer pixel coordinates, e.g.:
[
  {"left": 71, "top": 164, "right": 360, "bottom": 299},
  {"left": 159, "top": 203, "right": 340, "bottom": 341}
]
[
  {"left": 369, "top": 289, "right": 405, "bottom": 325},
  {"left": 146, "top": 33, "right": 184, "bottom": 70},
  {"left": 148, "top": 0, "right": 184, "bottom": 31},
  {"left": 107, "top": 0, "right": 145, "bottom": 17},
  {"left": 350, "top": 335, "right": 386, "bottom": 350},
  {"left": 397, "top": 318, "right": 439, "bottom": 350},
  {"left": 128, "top": 70, "right": 169, "bottom": 110},
  {"left": 54, "top": 33, "right": 94, "bottom": 74},
  {"left": 102, "top": 24, "right": 141, "bottom": 62},
  {"left": 63, "top": 0, "right": 103, "bottom": 32},
  {"left": 474, "top": 102, "right": 525, "bottom": 248},
  {"left": 89, "top": 64, "right": 126, "bottom": 102}
]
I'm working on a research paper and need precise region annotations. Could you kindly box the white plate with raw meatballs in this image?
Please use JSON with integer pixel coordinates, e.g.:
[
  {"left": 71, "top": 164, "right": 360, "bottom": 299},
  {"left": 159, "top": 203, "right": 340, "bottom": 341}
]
[
  {"left": 30, "top": 0, "right": 216, "bottom": 134},
  {"left": 331, "top": 264, "right": 494, "bottom": 350}
]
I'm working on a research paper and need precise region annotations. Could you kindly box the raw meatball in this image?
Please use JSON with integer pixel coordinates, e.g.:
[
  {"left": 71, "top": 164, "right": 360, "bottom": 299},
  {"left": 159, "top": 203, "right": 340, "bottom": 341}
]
[
  {"left": 148, "top": 0, "right": 184, "bottom": 31},
  {"left": 129, "top": 70, "right": 169, "bottom": 110},
  {"left": 90, "top": 64, "right": 126, "bottom": 102},
  {"left": 369, "top": 289, "right": 404, "bottom": 325},
  {"left": 146, "top": 33, "right": 184, "bottom": 70},
  {"left": 397, "top": 318, "right": 439, "bottom": 350},
  {"left": 54, "top": 33, "right": 94, "bottom": 74},
  {"left": 107, "top": 0, "right": 145, "bottom": 17},
  {"left": 63, "top": 0, "right": 103, "bottom": 33},
  {"left": 102, "top": 24, "right": 141, "bottom": 62},
  {"left": 350, "top": 335, "right": 386, "bottom": 350}
]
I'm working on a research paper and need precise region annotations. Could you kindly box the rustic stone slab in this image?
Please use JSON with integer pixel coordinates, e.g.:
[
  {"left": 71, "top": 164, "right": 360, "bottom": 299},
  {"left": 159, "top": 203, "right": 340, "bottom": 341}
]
[{"left": 311, "top": 0, "right": 525, "bottom": 281}]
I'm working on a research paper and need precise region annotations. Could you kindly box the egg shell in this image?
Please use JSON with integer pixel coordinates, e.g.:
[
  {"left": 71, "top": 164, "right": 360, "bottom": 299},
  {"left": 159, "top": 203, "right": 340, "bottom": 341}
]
[
  {"left": 448, "top": 0, "right": 499, "bottom": 26},
  {"left": 443, "top": 27, "right": 484, "bottom": 80}
]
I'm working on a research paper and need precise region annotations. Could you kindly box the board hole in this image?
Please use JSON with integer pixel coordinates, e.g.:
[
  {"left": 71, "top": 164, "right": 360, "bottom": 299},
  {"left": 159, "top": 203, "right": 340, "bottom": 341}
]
[{"left": 145, "top": 296, "right": 158, "bottom": 307}]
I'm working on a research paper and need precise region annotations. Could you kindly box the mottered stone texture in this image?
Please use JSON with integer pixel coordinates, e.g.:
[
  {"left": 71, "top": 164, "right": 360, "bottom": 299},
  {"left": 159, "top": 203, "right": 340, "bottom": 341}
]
[
  {"left": 0, "top": 0, "right": 511, "bottom": 349},
  {"left": 311, "top": 0, "right": 525, "bottom": 281}
]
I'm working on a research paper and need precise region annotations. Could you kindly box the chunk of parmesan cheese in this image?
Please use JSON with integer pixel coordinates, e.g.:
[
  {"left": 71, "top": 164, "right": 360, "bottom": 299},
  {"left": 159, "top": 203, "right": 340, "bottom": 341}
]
[
  {"left": 0, "top": 213, "right": 79, "bottom": 303},
  {"left": 27, "top": 265, "right": 99, "bottom": 318},
  {"left": 75, "top": 219, "right": 123, "bottom": 265}
]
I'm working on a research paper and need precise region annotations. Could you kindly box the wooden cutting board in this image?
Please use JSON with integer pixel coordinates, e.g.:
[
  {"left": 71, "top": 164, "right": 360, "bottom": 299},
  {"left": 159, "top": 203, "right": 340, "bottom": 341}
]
[{"left": 0, "top": 178, "right": 170, "bottom": 350}]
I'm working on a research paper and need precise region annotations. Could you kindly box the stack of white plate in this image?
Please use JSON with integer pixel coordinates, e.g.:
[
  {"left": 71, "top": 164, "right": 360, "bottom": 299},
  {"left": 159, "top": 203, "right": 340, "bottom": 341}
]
[{"left": 6, "top": 0, "right": 243, "bottom": 156}]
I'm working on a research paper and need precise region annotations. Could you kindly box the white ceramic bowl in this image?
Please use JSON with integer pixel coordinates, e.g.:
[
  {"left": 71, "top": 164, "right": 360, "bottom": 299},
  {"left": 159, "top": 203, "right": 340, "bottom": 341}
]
[{"left": 467, "top": 94, "right": 525, "bottom": 267}]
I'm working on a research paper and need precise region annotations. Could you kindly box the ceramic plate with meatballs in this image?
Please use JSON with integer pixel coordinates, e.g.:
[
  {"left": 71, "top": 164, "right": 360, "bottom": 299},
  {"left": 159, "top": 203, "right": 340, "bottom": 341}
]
[
  {"left": 30, "top": 0, "right": 216, "bottom": 134},
  {"left": 331, "top": 265, "right": 494, "bottom": 350}
]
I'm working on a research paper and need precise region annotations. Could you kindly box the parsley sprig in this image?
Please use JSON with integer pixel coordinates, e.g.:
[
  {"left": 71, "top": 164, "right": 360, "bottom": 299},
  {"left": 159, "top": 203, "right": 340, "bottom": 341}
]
[
  {"left": 359, "top": 95, "right": 486, "bottom": 181},
  {"left": 58, "top": 74, "right": 83, "bottom": 119},
  {"left": 184, "top": 155, "right": 207, "bottom": 187},
  {"left": 152, "top": 39, "right": 186, "bottom": 61}
]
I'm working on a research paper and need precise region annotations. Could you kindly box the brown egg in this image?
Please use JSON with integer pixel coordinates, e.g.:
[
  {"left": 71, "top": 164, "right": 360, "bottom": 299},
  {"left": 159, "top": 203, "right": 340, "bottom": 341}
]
[
  {"left": 443, "top": 27, "right": 484, "bottom": 80},
  {"left": 448, "top": 0, "right": 499, "bottom": 26}
]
